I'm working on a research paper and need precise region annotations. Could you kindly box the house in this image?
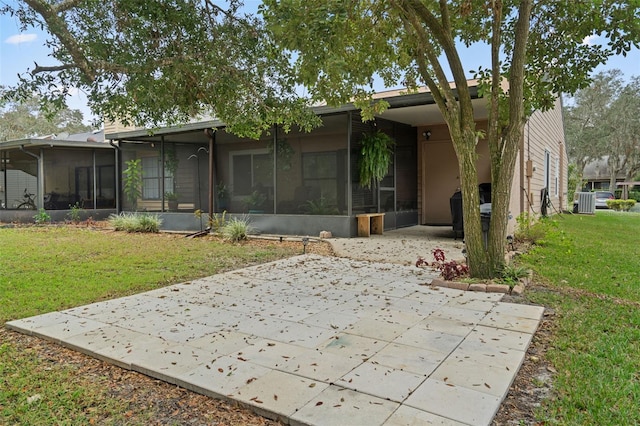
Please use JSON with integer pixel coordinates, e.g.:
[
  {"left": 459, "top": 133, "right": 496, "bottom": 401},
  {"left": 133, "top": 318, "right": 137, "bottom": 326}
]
[
  {"left": 0, "top": 130, "right": 117, "bottom": 222},
  {"left": 106, "top": 82, "right": 567, "bottom": 237},
  {"left": 581, "top": 156, "right": 628, "bottom": 192}
]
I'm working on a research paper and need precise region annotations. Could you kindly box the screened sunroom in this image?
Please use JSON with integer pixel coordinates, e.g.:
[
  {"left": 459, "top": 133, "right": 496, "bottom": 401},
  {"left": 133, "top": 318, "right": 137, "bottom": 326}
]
[
  {"left": 0, "top": 137, "right": 117, "bottom": 222},
  {"left": 111, "top": 110, "right": 418, "bottom": 237}
]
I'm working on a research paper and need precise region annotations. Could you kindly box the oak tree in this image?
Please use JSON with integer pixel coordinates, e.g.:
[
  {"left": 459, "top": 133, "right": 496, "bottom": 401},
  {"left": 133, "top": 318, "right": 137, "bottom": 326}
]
[
  {"left": 0, "top": 89, "right": 90, "bottom": 141},
  {"left": 261, "top": 0, "right": 640, "bottom": 277},
  {"left": 1, "top": 0, "right": 320, "bottom": 139}
]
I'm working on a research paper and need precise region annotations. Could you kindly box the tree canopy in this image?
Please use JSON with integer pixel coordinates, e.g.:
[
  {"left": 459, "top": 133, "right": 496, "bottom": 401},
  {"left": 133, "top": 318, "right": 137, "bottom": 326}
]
[
  {"left": 1, "top": 0, "right": 319, "bottom": 138},
  {"left": 565, "top": 70, "right": 640, "bottom": 190},
  {"left": 261, "top": 0, "right": 639, "bottom": 277},
  {"left": 0, "top": 89, "right": 91, "bottom": 141}
]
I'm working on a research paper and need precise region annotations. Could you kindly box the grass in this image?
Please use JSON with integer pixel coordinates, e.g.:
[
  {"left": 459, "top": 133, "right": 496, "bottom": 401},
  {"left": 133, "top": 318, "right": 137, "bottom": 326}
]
[
  {"left": 518, "top": 211, "right": 640, "bottom": 424},
  {"left": 0, "top": 225, "right": 300, "bottom": 424}
]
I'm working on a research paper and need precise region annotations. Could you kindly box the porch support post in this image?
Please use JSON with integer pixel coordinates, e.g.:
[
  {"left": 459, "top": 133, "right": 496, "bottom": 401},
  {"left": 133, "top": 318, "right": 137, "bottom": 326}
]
[
  {"left": 19, "top": 145, "right": 43, "bottom": 209},
  {"left": 347, "top": 111, "right": 352, "bottom": 217},
  {"left": 109, "top": 140, "right": 121, "bottom": 212},
  {"left": 92, "top": 149, "right": 97, "bottom": 210},
  {"left": 273, "top": 125, "right": 278, "bottom": 214},
  {"left": 160, "top": 136, "right": 166, "bottom": 212},
  {"left": 206, "top": 128, "right": 215, "bottom": 220}
]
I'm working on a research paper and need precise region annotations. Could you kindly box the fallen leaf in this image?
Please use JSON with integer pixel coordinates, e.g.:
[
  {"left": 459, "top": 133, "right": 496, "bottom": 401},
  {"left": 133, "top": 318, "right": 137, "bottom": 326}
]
[
  {"left": 309, "top": 383, "right": 316, "bottom": 388},
  {"left": 246, "top": 377, "right": 257, "bottom": 384},
  {"left": 484, "top": 383, "right": 491, "bottom": 389},
  {"left": 217, "top": 368, "right": 224, "bottom": 373},
  {"left": 315, "top": 401, "right": 323, "bottom": 406},
  {"left": 26, "top": 394, "right": 42, "bottom": 404}
]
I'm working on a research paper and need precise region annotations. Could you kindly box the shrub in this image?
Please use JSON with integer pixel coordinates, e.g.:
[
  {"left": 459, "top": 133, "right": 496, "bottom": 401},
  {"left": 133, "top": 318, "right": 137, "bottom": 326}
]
[
  {"left": 606, "top": 199, "right": 637, "bottom": 211},
  {"left": 221, "top": 216, "right": 253, "bottom": 242},
  {"left": 108, "top": 212, "right": 162, "bottom": 233},
  {"left": 514, "top": 212, "right": 555, "bottom": 244},
  {"left": 500, "top": 263, "right": 530, "bottom": 287},
  {"left": 209, "top": 211, "right": 228, "bottom": 233},
  {"left": 67, "top": 202, "right": 83, "bottom": 223},
  {"left": 416, "top": 248, "right": 469, "bottom": 281},
  {"left": 628, "top": 191, "right": 640, "bottom": 202},
  {"left": 33, "top": 208, "right": 51, "bottom": 225}
]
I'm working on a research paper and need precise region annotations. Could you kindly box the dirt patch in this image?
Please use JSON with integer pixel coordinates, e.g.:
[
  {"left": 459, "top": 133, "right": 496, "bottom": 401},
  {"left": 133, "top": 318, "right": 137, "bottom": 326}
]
[
  {"left": 1, "top": 327, "right": 282, "bottom": 425},
  {"left": 492, "top": 289, "right": 556, "bottom": 425}
]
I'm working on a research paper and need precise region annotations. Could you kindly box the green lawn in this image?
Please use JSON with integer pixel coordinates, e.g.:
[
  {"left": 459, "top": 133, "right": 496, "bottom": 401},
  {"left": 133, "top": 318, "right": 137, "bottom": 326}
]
[
  {"left": 1, "top": 226, "right": 300, "bottom": 424},
  {"left": 519, "top": 211, "right": 640, "bottom": 424}
]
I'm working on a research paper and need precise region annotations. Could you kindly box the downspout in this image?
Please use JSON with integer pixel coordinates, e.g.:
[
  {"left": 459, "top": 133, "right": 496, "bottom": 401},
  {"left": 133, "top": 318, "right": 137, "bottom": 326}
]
[
  {"left": 559, "top": 140, "right": 564, "bottom": 210},
  {"left": 109, "top": 140, "right": 121, "bottom": 212},
  {"left": 526, "top": 121, "right": 532, "bottom": 214},
  {"left": 19, "top": 145, "right": 43, "bottom": 209},
  {"left": 519, "top": 128, "right": 525, "bottom": 215},
  {"left": 205, "top": 128, "right": 216, "bottom": 220}
]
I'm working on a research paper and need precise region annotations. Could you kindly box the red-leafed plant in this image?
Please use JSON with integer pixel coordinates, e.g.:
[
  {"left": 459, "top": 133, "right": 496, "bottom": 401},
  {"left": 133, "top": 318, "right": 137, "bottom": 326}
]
[{"left": 416, "top": 248, "right": 469, "bottom": 281}]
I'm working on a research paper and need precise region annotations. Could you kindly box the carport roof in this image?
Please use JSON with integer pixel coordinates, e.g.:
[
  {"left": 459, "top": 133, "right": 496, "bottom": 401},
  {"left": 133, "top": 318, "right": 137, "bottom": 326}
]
[{"left": 0, "top": 138, "right": 114, "bottom": 151}]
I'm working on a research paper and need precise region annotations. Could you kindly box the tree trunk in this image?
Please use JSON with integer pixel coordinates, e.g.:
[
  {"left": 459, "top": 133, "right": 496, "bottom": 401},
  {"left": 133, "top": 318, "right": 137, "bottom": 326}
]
[
  {"left": 487, "top": 131, "right": 522, "bottom": 274},
  {"left": 452, "top": 129, "right": 491, "bottom": 278}
]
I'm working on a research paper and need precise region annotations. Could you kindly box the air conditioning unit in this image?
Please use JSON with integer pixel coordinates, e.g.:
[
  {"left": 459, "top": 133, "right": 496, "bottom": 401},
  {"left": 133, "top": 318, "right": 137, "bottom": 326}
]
[{"left": 576, "top": 192, "right": 596, "bottom": 214}]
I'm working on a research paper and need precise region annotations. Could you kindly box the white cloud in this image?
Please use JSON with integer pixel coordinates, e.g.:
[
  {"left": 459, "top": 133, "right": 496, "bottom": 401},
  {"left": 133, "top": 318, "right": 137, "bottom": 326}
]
[
  {"left": 5, "top": 33, "right": 37, "bottom": 45},
  {"left": 582, "top": 35, "right": 599, "bottom": 46}
]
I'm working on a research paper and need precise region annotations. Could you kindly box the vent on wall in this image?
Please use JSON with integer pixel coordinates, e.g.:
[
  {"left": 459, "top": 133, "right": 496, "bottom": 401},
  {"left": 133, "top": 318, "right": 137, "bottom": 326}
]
[{"left": 576, "top": 192, "right": 596, "bottom": 214}]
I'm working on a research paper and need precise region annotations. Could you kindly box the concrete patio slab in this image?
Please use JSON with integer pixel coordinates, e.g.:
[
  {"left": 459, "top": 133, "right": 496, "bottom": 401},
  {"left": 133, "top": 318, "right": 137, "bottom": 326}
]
[
  {"left": 384, "top": 405, "right": 468, "bottom": 425},
  {"left": 6, "top": 254, "right": 543, "bottom": 425},
  {"left": 290, "top": 385, "right": 400, "bottom": 426}
]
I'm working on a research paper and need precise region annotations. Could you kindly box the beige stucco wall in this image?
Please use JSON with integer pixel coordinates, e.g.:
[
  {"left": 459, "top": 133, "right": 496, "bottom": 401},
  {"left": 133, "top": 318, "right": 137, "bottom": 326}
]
[
  {"left": 417, "top": 97, "right": 567, "bottom": 235},
  {"left": 418, "top": 122, "right": 490, "bottom": 225}
]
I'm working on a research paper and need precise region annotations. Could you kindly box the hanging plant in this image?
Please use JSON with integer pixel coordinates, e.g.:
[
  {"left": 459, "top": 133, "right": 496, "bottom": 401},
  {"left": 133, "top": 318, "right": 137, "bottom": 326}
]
[{"left": 359, "top": 131, "right": 395, "bottom": 188}]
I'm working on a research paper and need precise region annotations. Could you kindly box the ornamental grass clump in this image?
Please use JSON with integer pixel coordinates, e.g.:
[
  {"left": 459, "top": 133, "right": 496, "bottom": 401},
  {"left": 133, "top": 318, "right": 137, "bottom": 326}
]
[
  {"left": 221, "top": 216, "right": 253, "bottom": 242},
  {"left": 108, "top": 212, "right": 162, "bottom": 233}
]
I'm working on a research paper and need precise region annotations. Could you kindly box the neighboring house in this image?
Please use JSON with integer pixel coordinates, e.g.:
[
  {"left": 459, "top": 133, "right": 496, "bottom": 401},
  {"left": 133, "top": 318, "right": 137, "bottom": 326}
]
[
  {"left": 581, "top": 156, "right": 627, "bottom": 191},
  {"left": 0, "top": 130, "right": 116, "bottom": 221},
  {"left": 106, "top": 81, "right": 567, "bottom": 237}
]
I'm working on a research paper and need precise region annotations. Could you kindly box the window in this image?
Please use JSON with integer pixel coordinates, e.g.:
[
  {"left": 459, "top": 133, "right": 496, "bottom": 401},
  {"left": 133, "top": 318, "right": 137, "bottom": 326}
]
[
  {"left": 230, "top": 150, "right": 272, "bottom": 197},
  {"left": 141, "top": 156, "right": 174, "bottom": 199}
]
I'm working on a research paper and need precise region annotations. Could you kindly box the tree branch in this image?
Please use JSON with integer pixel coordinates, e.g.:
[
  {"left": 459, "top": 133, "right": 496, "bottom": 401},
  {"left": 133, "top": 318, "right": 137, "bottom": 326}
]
[
  {"left": 51, "top": 0, "right": 84, "bottom": 13},
  {"left": 31, "top": 63, "right": 75, "bottom": 74},
  {"left": 403, "top": 0, "right": 474, "bottom": 124},
  {"left": 23, "top": 0, "right": 96, "bottom": 82},
  {"left": 390, "top": 1, "right": 453, "bottom": 121}
]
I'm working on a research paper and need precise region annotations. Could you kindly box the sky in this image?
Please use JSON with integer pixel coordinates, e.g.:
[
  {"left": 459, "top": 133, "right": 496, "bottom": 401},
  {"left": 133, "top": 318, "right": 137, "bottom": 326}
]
[{"left": 1, "top": 1, "right": 639, "bottom": 127}]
